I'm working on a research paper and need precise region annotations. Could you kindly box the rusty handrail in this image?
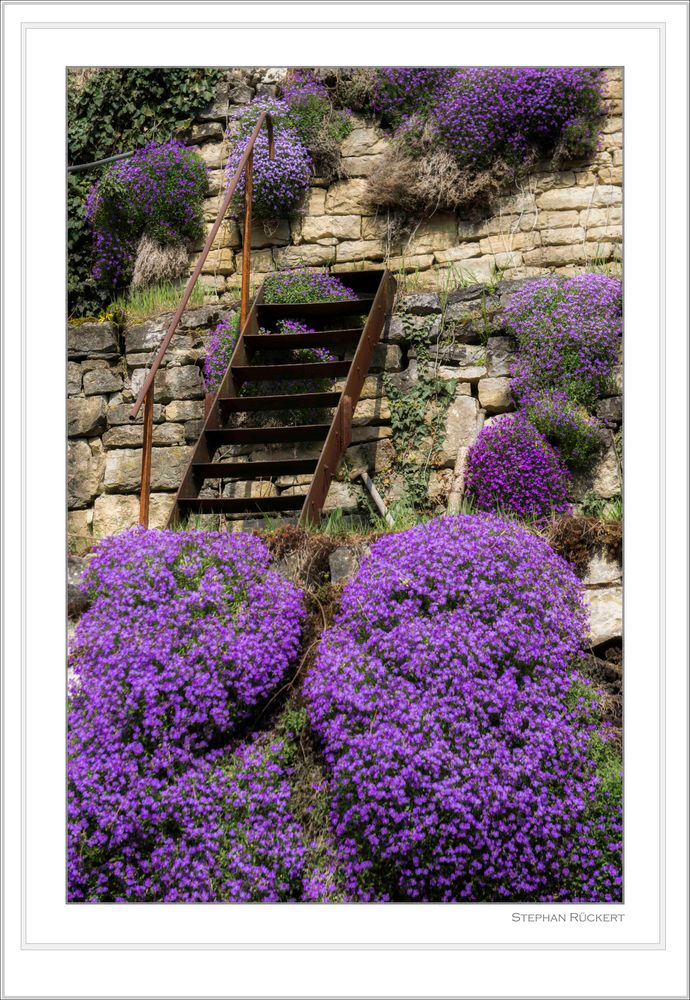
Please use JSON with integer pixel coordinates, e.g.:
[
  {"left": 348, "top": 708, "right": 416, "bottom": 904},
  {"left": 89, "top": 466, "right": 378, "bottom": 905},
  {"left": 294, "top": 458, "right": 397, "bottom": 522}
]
[{"left": 130, "top": 110, "right": 274, "bottom": 526}]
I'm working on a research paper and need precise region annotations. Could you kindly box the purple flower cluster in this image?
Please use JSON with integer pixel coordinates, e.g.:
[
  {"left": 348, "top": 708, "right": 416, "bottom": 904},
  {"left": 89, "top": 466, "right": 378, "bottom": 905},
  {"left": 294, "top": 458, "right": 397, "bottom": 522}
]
[
  {"left": 281, "top": 69, "right": 330, "bottom": 104},
  {"left": 504, "top": 273, "right": 622, "bottom": 410},
  {"left": 432, "top": 67, "right": 604, "bottom": 169},
  {"left": 68, "top": 738, "right": 307, "bottom": 902},
  {"left": 465, "top": 415, "right": 571, "bottom": 520},
  {"left": 262, "top": 269, "right": 357, "bottom": 304},
  {"left": 204, "top": 313, "right": 240, "bottom": 393},
  {"left": 523, "top": 389, "right": 603, "bottom": 468},
  {"left": 371, "top": 68, "right": 456, "bottom": 123},
  {"left": 86, "top": 139, "right": 207, "bottom": 287},
  {"left": 305, "top": 516, "right": 622, "bottom": 902},
  {"left": 225, "top": 100, "right": 312, "bottom": 218},
  {"left": 68, "top": 529, "right": 307, "bottom": 900}
]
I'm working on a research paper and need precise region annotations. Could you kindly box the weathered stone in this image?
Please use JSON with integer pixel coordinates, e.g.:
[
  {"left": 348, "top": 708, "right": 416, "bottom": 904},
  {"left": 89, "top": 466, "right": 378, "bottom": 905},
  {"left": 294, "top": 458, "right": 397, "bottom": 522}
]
[
  {"left": 67, "top": 396, "right": 107, "bottom": 438},
  {"left": 222, "top": 481, "right": 279, "bottom": 499},
  {"left": 437, "top": 395, "right": 481, "bottom": 467},
  {"left": 536, "top": 185, "right": 621, "bottom": 211},
  {"left": 67, "top": 556, "right": 93, "bottom": 615},
  {"left": 184, "top": 419, "right": 205, "bottom": 442},
  {"left": 340, "top": 155, "right": 386, "bottom": 177},
  {"left": 595, "top": 396, "right": 623, "bottom": 424},
  {"left": 340, "top": 128, "right": 388, "bottom": 157},
  {"left": 584, "top": 552, "right": 622, "bottom": 586},
  {"left": 329, "top": 544, "right": 370, "bottom": 584},
  {"left": 92, "top": 493, "right": 175, "bottom": 538},
  {"left": 335, "top": 239, "right": 385, "bottom": 263},
  {"left": 398, "top": 293, "right": 442, "bottom": 316},
  {"left": 300, "top": 215, "right": 361, "bottom": 242},
  {"left": 539, "top": 226, "right": 586, "bottom": 246},
  {"left": 535, "top": 210, "right": 581, "bottom": 230},
  {"left": 433, "top": 243, "right": 482, "bottom": 264},
  {"left": 324, "top": 178, "right": 370, "bottom": 215},
  {"left": 67, "top": 510, "right": 92, "bottom": 554},
  {"left": 351, "top": 425, "right": 392, "bottom": 444},
  {"left": 386, "top": 314, "right": 442, "bottom": 346},
  {"left": 154, "top": 365, "right": 205, "bottom": 403},
  {"left": 385, "top": 254, "right": 435, "bottom": 273},
  {"left": 190, "top": 121, "right": 224, "bottom": 144},
  {"left": 201, "top": 248, "right": 235, "bottom": 275},
  {"left": 584, "top": 587, "right": 623, "bottom": 648},
  {"left": 67, "top": 362, "right": 82, "bottom": 396},
  {"left": 305, "top": 188, "right": 327, "bottom": 214},
  {"left": 102, "top": 425, "right": 145, "bottom": 448},
  {"left": 352, "top": 397, "right": 391, "bottom": 425},
  {"left": 125, "top": 318, "right": 166, "bottom": 354},
  {"left": 323, "top": 481, "right": 360, "bottom": 512},
  {"left": 370, "top": 343, "right": 402, "bottom": 372},
  {"left": 239, "top": 217, "right": 291, "bottom": 249},
  {"left": 198, "top": 141, "right": 230, "bottom": 170},
  {"left": 104, "top": 446, "right": 192, "bottom": 493},
  {"left": 427, "top": 468, "right": 454, "bottom": 505},
  {"left": 486, "top": 336, "right": 517, "bottom": 377},
  {"left": 343, "top": 438, "right": 395, "bottom": 478},
  {"left": 523, "top": 243, "right": 615, "bottom": 267},
  {"left": 478, "top": 377, "right": 513, "bottom": 413},
  {"left": 592, "top": 445, "right": 622, "bottom": 498},
  {"left": 405, "top": 214, "right": 457, "bottom": 253},
  {"left": 68, "top": 440, "right": 105, "bottom": 509},
  {"left": 83, "top": 367, "right": 124, "bottom": 395},
  {"left": 164, "top": 399, "right": 205, "bottom": 422},
  {"left": 68, "top": 321, "right": 119, "bottom": 359},
  {"left": 426, "top": 343, "right": 487, "bottom": 382},
  {"left": 106, "top": 401, "right": 163, "bottom": 426},
  {"left": 272, "top": 244, "right": 335, "bottom": 268},
  {"left": 446, "top": 446, "right": 471, "bottom": 512}
]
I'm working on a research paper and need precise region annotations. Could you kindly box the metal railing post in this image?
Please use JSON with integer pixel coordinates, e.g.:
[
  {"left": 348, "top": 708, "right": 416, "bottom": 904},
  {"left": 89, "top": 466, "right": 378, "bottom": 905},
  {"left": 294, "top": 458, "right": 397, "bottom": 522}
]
[
  {"left": 139, "top": 387, "right": 154, "bottom": 526},
  {"left": 241, "top": 149, "right": 254, "bottom": 328}
]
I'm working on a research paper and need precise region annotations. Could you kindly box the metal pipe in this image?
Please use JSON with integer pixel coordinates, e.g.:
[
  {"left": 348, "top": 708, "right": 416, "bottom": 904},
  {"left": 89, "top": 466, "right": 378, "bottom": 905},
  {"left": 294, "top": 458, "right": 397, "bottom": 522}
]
[{"left": 360, "top": 470, "right": 395, "bottom": 527}]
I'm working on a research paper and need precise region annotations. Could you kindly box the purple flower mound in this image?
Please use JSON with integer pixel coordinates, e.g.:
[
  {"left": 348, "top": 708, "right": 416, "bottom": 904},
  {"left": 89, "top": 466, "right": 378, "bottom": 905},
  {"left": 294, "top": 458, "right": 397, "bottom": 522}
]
[
  {"left": 305, "top": 516, "right": 622, "bottom": 902},
  {"left": 68, "top": 738, "right": 307, "bottom": 902},
  {"left": 504, "top": 272, "right": 622, "bottom": 410},
  {"left": 70, "top": 528, "right": 306, "bottom": 756},
  {"left": 465, "top": 415, "right": 571, "bottom": 521},
  {"left": 68, "top": 529, "right": 308, "bottom": 901},
  {"left": 86, "top": 138, "right": 207, "bottom": 288},
  {"left": 371, "top": 68, "right": 456, "bottom": 123},
  {"left": 225, "top": 99, "right": 312, "bottom": 218},
  {"left": 432, "top": 67, "right": 604, "bottom": 170}
]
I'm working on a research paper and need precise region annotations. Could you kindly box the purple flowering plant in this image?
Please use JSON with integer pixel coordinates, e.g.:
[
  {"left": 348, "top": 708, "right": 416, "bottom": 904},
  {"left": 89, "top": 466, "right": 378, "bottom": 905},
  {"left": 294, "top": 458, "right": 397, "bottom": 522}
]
[
  {"left": 68, "top": 528, "right": 308, "bottom": 901},
  {"left": 465, "top": 415, "right": 571, "bottom": 521},
  {"left": 305, "top": 516, "right": 622, "bottom": 902},
  {"left": 86, "top": 139, "right": 207, "bottom": 288},
  {"left": 522, "top": 389, "right": 603, "bottom": 468},
  {"left": 261, "top": 269, "right": 357, "bottom": 305},
  {"left": 203, "top": 313, "right": 241, "bottom": 393}
]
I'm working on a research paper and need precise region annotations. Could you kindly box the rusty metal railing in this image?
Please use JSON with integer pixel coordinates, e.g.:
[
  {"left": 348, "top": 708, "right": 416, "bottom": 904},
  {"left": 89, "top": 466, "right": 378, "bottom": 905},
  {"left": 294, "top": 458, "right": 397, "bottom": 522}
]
[{"left": 129, "top": 111, "right": 274, "bottom": 526}]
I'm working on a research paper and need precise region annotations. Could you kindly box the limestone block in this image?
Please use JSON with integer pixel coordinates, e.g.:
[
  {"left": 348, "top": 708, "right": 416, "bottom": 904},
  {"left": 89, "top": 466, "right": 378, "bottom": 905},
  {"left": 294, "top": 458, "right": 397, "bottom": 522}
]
[
  {"left": 335, "top": 239, "right": 385, "bottom": 263},
  {"left": 535, "top": 210, "right": 581, "bottom": 230},
  {"left": 478, "top": 377, "right": 513, "bottom": 414},
  {"left": 427, "top": 468, "right": 454, "bottom": 504},
  {"left": 154, "top": 365, "right": 205, "bottom": 403},
  {"left": 584, "top": 587, "right": 623, "bottom": 647},
  {"left": 164, "top": 399, "right": 205, "bottom": 422},
  {"left": 340, "top": 128, "right": 388, "bottom": 157},
  {"left": 205, "top": 171, "right": 225, "bottom": 198},
  {"left": 329, "top": 544, "right": 370, "bottom": 584},
  {"left": 584, "top": 225, "right": 622, "bottom": 243},
  {"left": 239, "top": 217, "right": 291, "bottom": 249},
  {"left": 198, "top": 274, "right": 226, "bottom": 293},
  {"left": 67, "top": 396, "right": 107, "bottom": 438},
  {"left": 536, "top": 185, "right": 622, "bottom": 211},
  {"left": 350, "top": 425, "right": 392, "bottom": 444},
  {"left": 201, "top": 248, "right": 235, "bottom": 275},
  {"left": 273, "top": 244, "right": 336, "bottom": 268},
  {"left": 370, "top": 343, "right": 402, "bottom": 372},
  {"left": 486, "top": 336, "right": 517, "bottom": 377},
  {"left": 540, "top": 227, "right": 586, "bottom": 246},
  {"left": 68, "top": 321, "right": 119, "bottom": 360},
  {"left": 234, "top": 249, "right": 275, "bottom": 274},
  {"left": 447, "top": 257, "right": 496, "bottom": 284},
  {"left": 437, "top": 395, "right": 481, "bottom": 468},
  {"left": 595, "top": 396, "right": 623, "bottom": 424},
  {"left": 198, "top": 141, "right": 230, "bottom": 170},
  {"left": 324, "top": 178, "right": 370, "bottom": 215},
  {"left": 83, "top": 367, "right": 124, "bottom": 395},
  {"left": 67, "top": 363, "right": 82, "bottom": 396},
  {"left": 190, "top": 121, "right": 224, "bottom": 144},
  {"left": 300, "top": 215, "right": 361, "bottom": 242},
  {"left": 341, "top": 155, "right": 386, "bottom": 177},
  {"left": 446, "top": 445, "right": 471, "bottom": 512},
  {"left": 398, "top": 293, "right": 442, "bottom": 315},
  {"left": 592, "top": 445, "right": 621, "bottom": 499},
  {"left": 433, "top": 244, "right": 482, "bottom": 264},
  {"left": 493, "top": 251, "right": 523, "bottom": 269},
  {"left": 361, "top": 215, "right": 393, "bottom": 240},
  {"left": 68, "top": 440, "right": 105, "bottom": 509},
  {"left": 125, "top": 318, "right": 167, "bottom": 354},
  {"left": 323, "top": 481, "right": 360, "bottom": 512},
  {"left": 579, "top": 206, "right": 622, "bottom": 227},
  {"left": 68, "top": 510, "right": 93, "bottom": 554},
  {"left": 106, "top": 400, "right": 163, "bottom": 426},
  {"left": 385, "top": 254, "right": 435, "bottom": 273},
  {"left": 522, "top": 244, "right": 615, "bottom": 267},
  {"left": 343, "top": 438, "right": 395, "bottom": 477},
  {"left": 584, "top": 553, "right": 622, "bottom": 586},
  {"left": 104, "top": 446, "right": 192, "bottom": 493},
  {"left": 352, "top": 397, "right": 391, "bottom": 425},
  {"left": 479, "top": 232, "right": 538, "bottom": 254},
  {"left": 305, "top": 188, "right": 327, "bottom": 214},
  {"left": 222, "top": 481, "right": 279, "bottom": 499},
  {"left": 405, "top": 214, "right": 457, "bottom": 253},
  {"left": 427, "top": 343, "right": 487, "bottom": 382},
  {"left": 93, "top": 493, "right": 175, "bottom": 538}
]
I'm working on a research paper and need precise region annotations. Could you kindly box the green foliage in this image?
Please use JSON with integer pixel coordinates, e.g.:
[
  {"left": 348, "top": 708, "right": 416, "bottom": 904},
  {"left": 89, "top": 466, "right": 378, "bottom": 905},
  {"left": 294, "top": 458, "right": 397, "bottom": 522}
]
[
  {"left": 108, "top": 280, "right": 205, "bottom": 324},
  {"left": 579, "top": 493, "right": 622, "bottom": 521},
  {"left": 384, "top": 313, "right": 456, "bottom": 509},
  {"left": 67, "top": 68, "right": 224, "bottom": 316}
]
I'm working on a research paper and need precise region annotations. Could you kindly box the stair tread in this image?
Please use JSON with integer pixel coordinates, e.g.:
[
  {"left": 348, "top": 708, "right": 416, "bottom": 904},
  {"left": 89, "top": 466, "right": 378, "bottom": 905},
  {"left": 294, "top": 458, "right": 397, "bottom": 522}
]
[
  {"left": 232, "top": 361, "right": 350, "bottom": 380},
  {"left": 219, "top": 391, "right": 341, "bottom": 414},
  {"left": 205, "top": 423, "right": 332, "bottom": 445},
  {"left": 192, "top": 458, "right": 318, "bottom": 479},
  {"left": 258, "top": 299, "right": 372, "bottom": 321},
  {"left": 244, "top": 328, "right": 362, "bottom": 350},
  {"left": 178, "top": 495, "right": 305, "bottom": 514}
]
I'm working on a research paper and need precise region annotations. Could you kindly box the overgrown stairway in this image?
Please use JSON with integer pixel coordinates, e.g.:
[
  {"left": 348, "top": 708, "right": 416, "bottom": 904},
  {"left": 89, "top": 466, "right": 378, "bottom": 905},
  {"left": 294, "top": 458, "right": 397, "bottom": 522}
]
[{"left": 170, "top": 269, "right": 396, "bottom": 527}]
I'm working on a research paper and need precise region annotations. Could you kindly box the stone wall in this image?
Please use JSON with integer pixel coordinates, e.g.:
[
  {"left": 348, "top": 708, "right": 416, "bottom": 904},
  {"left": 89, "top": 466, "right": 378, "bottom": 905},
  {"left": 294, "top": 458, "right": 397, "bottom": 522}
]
[{"left": 188, "top": 67, "right": 621, "bottom": 293}]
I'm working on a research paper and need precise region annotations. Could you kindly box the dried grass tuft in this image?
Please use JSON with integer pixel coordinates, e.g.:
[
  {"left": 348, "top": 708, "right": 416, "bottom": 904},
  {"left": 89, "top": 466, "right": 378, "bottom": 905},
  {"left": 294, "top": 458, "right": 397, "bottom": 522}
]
[
  {"left": 131, "top": 235, "right": 189, "bottom": 288},
  {"left": 544, "top": 515, "right": 622, "bottom": 576}
]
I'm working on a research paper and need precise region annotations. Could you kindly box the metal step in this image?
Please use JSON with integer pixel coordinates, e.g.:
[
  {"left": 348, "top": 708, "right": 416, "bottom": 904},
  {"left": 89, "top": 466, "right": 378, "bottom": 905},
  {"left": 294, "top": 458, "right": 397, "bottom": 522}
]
[
  {"left": 218, "top": 391, "right": 341, "bottom": 416},
  {"left": 205, "top": 423, "right": 332, "bottom": 446},
  {"left": 231, "top": 361, "right": 350, "bottom": 381},
  {"left": 257, "top": 299, "right": 372, "bottom": 322},
  {"left": 244, "top": 328, "right": 363, "bottom": 351},
  {"left": 177, "top": 495, "right": 306, "bottom": 514},
  {"left": 192, "top": 458, "right": 318, "bottom": 480}
]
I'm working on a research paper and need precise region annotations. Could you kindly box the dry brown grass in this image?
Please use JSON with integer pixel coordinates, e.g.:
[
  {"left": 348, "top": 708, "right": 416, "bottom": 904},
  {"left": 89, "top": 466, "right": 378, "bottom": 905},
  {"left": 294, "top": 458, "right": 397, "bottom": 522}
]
[
  {"left": 544, "top": 515, "right": 622, "bottom": 576},
  {"left": 131, "top": 235, "right": 189, "bottom": 288}
]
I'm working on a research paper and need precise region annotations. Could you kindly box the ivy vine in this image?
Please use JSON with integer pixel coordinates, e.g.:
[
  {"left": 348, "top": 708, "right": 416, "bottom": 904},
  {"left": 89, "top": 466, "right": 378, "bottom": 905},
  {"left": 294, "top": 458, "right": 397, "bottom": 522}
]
[
  {"left": 67, "top": 68, "right": 225, "bottom": 317},
  {"left": 384, "top": 312, "right": 457, "bottom": 509}
]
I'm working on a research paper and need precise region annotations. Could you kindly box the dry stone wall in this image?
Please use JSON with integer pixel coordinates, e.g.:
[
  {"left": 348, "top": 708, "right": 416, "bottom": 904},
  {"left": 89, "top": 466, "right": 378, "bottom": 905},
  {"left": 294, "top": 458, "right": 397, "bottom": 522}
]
[{"left": 188, "top": 67, "right": 621, "bottom": 293}]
